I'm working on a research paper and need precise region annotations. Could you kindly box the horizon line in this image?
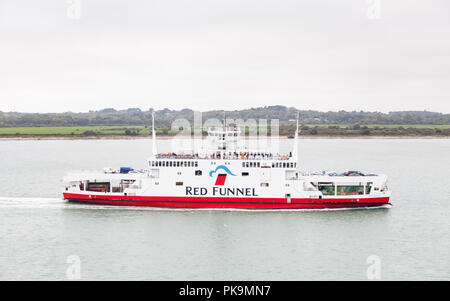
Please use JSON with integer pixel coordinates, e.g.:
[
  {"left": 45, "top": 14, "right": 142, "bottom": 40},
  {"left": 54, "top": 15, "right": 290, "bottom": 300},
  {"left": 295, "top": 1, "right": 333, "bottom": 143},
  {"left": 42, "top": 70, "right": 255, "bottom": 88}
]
[{"left": 1, "top": 106, "right": 449, "bottom": 115}]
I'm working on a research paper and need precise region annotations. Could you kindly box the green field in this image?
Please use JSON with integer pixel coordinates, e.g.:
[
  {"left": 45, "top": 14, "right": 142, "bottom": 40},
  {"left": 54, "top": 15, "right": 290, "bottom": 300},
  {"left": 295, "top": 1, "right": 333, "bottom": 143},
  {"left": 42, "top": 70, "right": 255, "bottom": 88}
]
[
  {"left": 0, "top": 124, "right": 449, "bottom": 136},
  {"left": 303, "top": 124, "right": 450, "bottom": 129},
  {"left": 0, "top": 126, "right": 151, "bottom": 136}
]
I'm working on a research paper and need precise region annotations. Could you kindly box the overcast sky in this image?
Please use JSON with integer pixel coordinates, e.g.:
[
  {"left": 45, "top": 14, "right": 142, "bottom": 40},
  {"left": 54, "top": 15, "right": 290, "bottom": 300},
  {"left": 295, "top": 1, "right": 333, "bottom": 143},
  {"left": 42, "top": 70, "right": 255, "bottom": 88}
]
[{"left": 0, "top": 0, "right": 449, "bottom": 113}]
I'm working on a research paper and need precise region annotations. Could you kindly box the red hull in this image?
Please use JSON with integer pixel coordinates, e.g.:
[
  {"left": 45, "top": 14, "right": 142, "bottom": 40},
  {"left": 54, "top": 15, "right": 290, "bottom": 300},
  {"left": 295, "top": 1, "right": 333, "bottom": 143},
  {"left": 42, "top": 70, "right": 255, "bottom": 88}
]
[{"left": 63, "top": 193, "right": 390, "bottom": 209}]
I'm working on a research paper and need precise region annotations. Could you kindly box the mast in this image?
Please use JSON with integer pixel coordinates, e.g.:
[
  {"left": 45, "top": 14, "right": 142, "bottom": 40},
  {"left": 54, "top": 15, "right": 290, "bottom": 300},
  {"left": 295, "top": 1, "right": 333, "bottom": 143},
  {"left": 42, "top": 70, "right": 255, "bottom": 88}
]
[
  {"left": 152, "top": 111, "right": 157, "bottom": 156},
  {"left": 224, "top": 110, "right": 226, "bottom": 131},
  {"left": 292, "top": 111, "right": 299, "bottom": 162}
]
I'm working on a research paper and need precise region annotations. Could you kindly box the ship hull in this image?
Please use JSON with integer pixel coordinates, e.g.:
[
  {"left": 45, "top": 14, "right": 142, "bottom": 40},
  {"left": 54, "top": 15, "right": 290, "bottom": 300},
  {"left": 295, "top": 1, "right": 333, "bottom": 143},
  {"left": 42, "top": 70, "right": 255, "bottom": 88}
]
[{"left": 63, "top": 193, "right": 390, "bottom": 209}]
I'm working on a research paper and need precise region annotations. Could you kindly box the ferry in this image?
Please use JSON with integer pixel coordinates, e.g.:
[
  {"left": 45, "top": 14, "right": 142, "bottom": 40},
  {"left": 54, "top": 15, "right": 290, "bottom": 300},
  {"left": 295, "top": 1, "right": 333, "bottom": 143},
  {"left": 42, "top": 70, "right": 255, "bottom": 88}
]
[{"left": 62, "top": 113, "right": 391, "bottom": 209}]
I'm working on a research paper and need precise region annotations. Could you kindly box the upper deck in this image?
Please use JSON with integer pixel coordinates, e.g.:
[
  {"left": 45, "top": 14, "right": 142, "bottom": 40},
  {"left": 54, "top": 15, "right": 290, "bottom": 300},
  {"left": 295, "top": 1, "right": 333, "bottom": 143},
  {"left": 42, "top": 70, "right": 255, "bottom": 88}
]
[
  {"left": 152, "top": 125, "right": 295, "bottom": 162},
  {"left": 155, "top": 151, "right": 293, "bottom": 161}
]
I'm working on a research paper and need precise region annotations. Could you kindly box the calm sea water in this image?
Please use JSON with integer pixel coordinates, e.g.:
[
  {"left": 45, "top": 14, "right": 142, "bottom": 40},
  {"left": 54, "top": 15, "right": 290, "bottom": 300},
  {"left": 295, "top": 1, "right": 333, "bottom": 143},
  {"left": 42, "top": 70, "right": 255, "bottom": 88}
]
[{"left": 0, "top": 138, "right": 449, "bottom": 280}]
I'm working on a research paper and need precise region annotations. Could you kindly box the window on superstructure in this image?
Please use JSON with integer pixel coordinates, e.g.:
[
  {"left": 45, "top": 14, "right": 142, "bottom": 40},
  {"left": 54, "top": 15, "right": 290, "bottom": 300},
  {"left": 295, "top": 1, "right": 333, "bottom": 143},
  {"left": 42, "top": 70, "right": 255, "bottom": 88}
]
[
  {"left": 365, "top": 182, "right": 373, "bottom": 194},
  {"left": 86, "top": 182, "right": 110, "bottom": 193},
  {"left": 195, "top": 162, "right": 198, "bottom": 167},
  {"left": 318, "top": 183, "right": 335, "bottom": 196},
  {"left": 242, "top": 172, "right": 249, "bottom": 176},
  {"left": 257, "top": 162, "right": 260, "bottom": 168},
  {"left": 176, "top": 182, "right": 183, "bottom": 186},
  {"left": 336, "top": 185, "right": 364, "bottom": 196},
  {"left": 195, "top": 170, "right": 202, "bottom": 176}
]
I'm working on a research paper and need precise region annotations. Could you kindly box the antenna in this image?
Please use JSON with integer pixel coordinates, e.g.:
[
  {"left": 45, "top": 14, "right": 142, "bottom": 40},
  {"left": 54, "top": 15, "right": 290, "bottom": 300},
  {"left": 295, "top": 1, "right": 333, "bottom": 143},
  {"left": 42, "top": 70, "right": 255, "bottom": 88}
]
[
  {"left": 152, "top": 111, "right": 157, "bottom": 156},
  {"left": 292, "top": 111, "right": 299, "bottom": 163},
  {"left": 224, "top": 110, "right": 226, "bottom": 131}
]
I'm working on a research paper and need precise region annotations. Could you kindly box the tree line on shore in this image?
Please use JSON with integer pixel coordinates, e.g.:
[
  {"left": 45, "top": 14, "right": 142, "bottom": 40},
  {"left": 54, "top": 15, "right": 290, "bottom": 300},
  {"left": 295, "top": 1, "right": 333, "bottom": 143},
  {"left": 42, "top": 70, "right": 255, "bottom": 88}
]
[
  {"left": 0, "top": 106, "right": 449, "bottom": 136},
  {"left": 0, "top": 106, "right": 449, "bottom": 127}
]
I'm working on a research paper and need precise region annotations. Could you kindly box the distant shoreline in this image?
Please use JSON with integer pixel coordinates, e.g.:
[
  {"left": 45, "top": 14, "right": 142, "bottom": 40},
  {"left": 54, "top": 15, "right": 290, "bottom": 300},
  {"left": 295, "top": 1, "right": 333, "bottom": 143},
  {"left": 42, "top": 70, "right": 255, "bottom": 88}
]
[{"left": 0, "top": 135, "right": 448, "bottom": 141}]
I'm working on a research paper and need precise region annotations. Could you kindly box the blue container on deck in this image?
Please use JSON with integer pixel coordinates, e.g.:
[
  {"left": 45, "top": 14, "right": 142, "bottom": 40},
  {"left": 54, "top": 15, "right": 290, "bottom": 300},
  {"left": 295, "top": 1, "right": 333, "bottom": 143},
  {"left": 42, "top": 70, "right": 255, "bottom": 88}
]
[{"left": 120, "top": 167, "right": 133, "bottom": 174}]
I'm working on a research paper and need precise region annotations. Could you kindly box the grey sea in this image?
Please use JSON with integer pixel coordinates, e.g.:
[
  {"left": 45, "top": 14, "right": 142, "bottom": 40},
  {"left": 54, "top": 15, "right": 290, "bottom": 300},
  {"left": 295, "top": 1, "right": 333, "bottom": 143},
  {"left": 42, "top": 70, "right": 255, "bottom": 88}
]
[{"left": 0, "top": 138, "right": 449, "bottom": 280}]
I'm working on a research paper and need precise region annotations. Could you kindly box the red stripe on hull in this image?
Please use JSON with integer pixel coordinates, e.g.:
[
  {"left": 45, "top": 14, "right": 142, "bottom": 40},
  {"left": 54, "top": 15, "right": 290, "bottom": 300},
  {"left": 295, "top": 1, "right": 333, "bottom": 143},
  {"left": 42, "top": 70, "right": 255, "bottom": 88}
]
[{"left": 63, "top": 193, "right": 390, "bottom": 209}]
